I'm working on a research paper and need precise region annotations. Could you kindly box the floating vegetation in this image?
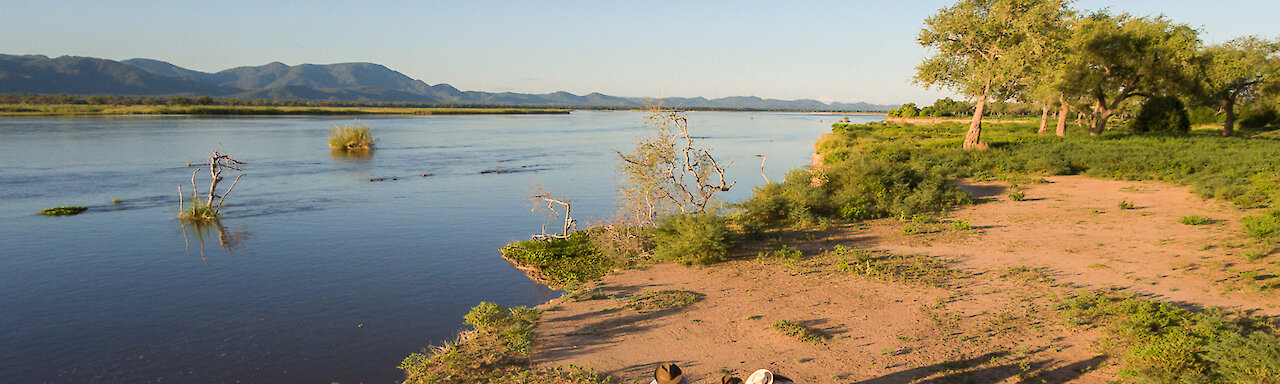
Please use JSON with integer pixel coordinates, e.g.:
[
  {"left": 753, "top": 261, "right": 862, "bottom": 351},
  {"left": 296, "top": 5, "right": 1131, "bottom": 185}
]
[{"left": 39, "top": 206, "right": 87, "bottom": 216}]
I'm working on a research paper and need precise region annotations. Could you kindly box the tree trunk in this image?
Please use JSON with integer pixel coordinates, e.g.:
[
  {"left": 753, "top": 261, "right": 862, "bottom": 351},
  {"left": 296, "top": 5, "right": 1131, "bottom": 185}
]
[
  {"left": 963, "top": 81, "right": 990, "bottom": 150},
  {"left": 1056, "top": 94, "right": 1069, "bottom": 137},
  {"left": 1223, "top": 96, "right": 1236, "bottom": 137},
  {"left": 1038, "top": 103, "right": 1050, "bottom": 134},
  {"left": 1089, "top": 99, "right": 1109, "bottom": 136}
]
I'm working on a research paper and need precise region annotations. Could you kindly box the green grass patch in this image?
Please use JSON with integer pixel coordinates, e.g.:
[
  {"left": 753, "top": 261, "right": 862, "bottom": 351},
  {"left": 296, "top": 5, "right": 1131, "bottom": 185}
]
[
  {"left": 500, "top": 231, "right": 615, "bottom": 289},
  {"left": 1178, "top": 215, "right": 1215, "bottom": 225},
  {"left": 772, "top": 319, "right": 828, "bottom": 344},
  {"left": 836, "top": 250, "right": 960, "bottom": 288},
  {"left": 624, "top": 290, "right": 701, "bottom": 313},
  {"left": 399, "top": 302, "right": 612, "bottom": 384},
  {"left": 1062, "top": 291, "right": 1280, "bottom": 383},
  {"left": 328, "top": 123, "right": 375, "bottom": 151},
  {"left": 38, "top": 206, "right": 87, "bottom": 216}
]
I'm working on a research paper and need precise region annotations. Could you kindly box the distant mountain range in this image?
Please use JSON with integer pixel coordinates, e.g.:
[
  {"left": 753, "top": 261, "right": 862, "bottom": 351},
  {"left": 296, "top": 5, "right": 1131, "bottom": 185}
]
[{"left": 0, "top": 54, "right": 895, "bottom": 111}]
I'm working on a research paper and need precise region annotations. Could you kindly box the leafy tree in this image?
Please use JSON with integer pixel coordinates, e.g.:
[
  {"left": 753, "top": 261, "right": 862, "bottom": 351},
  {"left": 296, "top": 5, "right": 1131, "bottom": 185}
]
[
  {"left": 888, "top": 103, "right": 921, "bottom": 118},
  {"left": 1058, "top": 12, "right": 1200, "bottom": 136},
  {"left": 1198, "top": 36, "right": 1280, "bottom": 136},
  {"left": 915, "top": 0, "right": 1072, "bottom": 149}
]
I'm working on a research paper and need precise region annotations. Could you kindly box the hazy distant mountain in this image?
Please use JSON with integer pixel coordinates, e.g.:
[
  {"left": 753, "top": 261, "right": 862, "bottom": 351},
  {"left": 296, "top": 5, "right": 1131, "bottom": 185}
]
[
  {"left": 0, "top": 54, "right": 231, "bottom": 96},
  {"left": 0, "top": 54, "right": 895, "bottom": 111}
]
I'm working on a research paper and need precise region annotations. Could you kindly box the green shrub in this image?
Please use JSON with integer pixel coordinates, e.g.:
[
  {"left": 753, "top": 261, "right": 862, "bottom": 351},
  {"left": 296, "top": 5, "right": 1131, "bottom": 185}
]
[
  {"left": 328, "top": 122, "right": 374, "bottom": 150},
  {"left": 1239, "top": 108, "right": 1279, "bottom": 129},
  {"left": 1127, "top": 96, "right": 1191, "bottom": 134},
  {"left": 1064, "top": 292, "right": 1280, "bottom": 383},
  {"left": 1187, "top": 106, "right": 1221, "bottom": 126},
  {"left": 38, "top": 206, "right": 87, "bottom": 216},
  {"left": 500, "top": 232, "right": 615, "bottom": 288},
  {"left": 650, "top": 212, "right": 734, "bottom": 265},
  {"left": 1203, "top": 331, "right": 1280, "bottom": 383},
  {"left": 1178, "top": 215, "right": 1214, "bottom": 225},
  {"left": 1243, "top": 209, "right": 1280, "bottom": 240}
]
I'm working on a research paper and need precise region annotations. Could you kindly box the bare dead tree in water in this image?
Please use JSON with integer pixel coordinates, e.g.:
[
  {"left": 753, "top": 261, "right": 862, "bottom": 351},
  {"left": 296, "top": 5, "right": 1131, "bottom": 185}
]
[
  {"left": 616, "top": 108, "right": 736, "bottom": 225},
  {"left": 529, "top": 186, "right": 576, "bottom": 240},
  {"left": 179, "top": 150, "right": 246, "bottom": 221}
]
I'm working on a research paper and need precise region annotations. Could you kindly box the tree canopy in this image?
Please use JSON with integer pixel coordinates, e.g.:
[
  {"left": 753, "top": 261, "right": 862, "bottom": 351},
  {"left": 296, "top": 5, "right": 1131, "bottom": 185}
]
[
  {"left": 1055, "top": 12, "right": 1200, "bottom": 135},
  {"left": 1199, "top": 36, "right": 1280, "bottom": 136},
  {"left": 915, "top": 0, "right": 1072, "bottom": 149}
]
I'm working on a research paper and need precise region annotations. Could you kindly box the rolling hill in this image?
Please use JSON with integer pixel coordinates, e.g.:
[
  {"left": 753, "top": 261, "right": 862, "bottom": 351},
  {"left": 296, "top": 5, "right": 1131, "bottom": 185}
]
[{"left": 0, "top": 54, "right": 895, "bottom": 111}]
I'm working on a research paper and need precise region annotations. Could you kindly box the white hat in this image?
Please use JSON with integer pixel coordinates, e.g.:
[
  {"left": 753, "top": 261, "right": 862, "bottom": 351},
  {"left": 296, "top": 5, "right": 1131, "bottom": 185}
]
[{"left": 745, "top": 369, "right": 795, "bottom": 384}]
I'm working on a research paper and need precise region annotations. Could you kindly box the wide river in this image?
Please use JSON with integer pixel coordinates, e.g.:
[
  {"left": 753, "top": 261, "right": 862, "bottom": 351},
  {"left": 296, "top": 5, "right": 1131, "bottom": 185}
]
[{"left": 0, "top": 111, "right": 882, "bottom": 383}]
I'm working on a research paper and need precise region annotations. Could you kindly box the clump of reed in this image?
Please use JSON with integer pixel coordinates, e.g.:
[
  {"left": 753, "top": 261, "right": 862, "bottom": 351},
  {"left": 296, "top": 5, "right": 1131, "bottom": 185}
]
[{"left": 328, "top": 122, "right": 375, "bottom": 151}]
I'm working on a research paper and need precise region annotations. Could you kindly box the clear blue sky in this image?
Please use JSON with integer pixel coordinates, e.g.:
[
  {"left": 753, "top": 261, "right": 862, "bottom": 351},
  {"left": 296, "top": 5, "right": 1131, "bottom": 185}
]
[{"left": 3, "top": 1, "right": 1277, "bottom": 105}]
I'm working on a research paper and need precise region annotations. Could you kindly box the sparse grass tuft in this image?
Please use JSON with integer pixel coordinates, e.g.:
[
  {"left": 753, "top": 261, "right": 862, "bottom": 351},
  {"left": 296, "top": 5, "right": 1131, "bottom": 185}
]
[
  {"left": 772, "top": 319, "right": 828, "bottom": 344},
  {"left": 399, "top": 302, "right": 613, "bottom": 384},
  {"left": 757, "top": 244, "right": 804, "bottom": 260},
  {"left": 836, "top": 250, "right": 959, "bottom": 288},
  {"left": 1178, "top": 215, "right": 1215, "bottom": 225},
  {"left": 178, "top": 199, "right": 218, "bottom": 222},
  {"left": 624, "top": 290, "right": 701, "bottom": 313},
  {"left": 38, "top": 206, "right": 87, "bottom": 216},
  {"left": 328, "top": 122, "right": 375, "bottom": 151},
  {"left": 1117, "top": 200, "right": 1136, "bottom": 210}
]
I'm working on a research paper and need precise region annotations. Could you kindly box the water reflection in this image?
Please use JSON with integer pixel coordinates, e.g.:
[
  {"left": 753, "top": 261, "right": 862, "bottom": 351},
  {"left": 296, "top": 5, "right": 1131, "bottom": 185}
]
[
  {"left": 180, "top": 219, "right": 250, "bottom": 265},
  {"left": 329, "top": 149, "right": 373, "bottom": 159}
]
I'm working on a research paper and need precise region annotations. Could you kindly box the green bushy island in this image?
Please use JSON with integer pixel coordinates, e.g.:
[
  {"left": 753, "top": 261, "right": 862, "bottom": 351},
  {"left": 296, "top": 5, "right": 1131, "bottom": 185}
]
[{"left": 402, "top": 120, "right": 1280, "bottom": 383}]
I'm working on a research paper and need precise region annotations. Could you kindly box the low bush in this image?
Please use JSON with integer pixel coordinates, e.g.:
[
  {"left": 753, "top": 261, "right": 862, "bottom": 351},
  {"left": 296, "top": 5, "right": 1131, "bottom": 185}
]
[
  {"left": 1178, "top": 215, "right": 1214, "bottom": 225},
  {"left": 1127, "top": 96, "right": 1190, "bottom": 134},
  {"left": 650, "top": 212, "right": 734, "bottom": 265},
  {"left": 1239, "top": 108, "right": 1279, "bottom": 129},
  {"left": 1243, "top": 209, "right": 1280, "bottom": 240},
  {"left": 1064, "top": 292, "right": 1280, "bottom": 383},
  {"left": 738, "top": 157, "right": 971, "bottom": 229},
  {"left": 328, "top": 122, "right": 375, "bottom": 151},
  {"left": 500, "top": 232, "right": 615, "bottom": 288}
]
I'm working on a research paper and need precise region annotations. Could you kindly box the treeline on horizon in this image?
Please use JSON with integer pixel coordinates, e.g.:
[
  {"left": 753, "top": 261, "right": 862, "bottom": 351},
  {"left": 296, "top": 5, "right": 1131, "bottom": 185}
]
[
  {"left": 0, "top": 93, "right": 890, "bottom": 114},
  {"left": 909, "top": 0, "right": 1280, "bottom": 147}
]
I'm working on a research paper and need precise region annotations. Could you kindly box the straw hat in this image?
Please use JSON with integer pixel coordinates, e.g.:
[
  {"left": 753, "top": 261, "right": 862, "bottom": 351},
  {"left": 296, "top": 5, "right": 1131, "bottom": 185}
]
[
  {"left": 652, "top": 363, "right": 687, "bottom": 384},
  {"left": 745, "top": 369, "right": 795, "bottom": 384}
]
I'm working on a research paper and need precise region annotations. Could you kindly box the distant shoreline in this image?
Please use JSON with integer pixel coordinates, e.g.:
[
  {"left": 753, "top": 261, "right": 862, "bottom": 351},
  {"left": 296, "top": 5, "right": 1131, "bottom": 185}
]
[
  {"left": 0, "top": 104, "right": 573, "bottom": 117},
  {"left": 0, "top": 104, "right": 890, "bottom": 117}
]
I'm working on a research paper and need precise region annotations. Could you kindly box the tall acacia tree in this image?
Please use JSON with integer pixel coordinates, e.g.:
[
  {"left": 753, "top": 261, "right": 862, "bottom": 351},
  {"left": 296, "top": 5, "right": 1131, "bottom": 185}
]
[
  {"left": 1058, "top": 12, "right": 1200, "bottom": 136},
  {"left": 915, "top": 0, "right": 1072, "bottom": 149},
  {"left": 1199, "top": 36, "right": 1280, "bottom": 136}
]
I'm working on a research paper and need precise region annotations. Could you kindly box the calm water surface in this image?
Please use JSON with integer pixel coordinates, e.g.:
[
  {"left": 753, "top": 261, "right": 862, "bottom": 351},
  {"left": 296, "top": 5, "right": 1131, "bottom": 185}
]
[{"left": 0, "top": 111, "right": 881, "bottom": 383}]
